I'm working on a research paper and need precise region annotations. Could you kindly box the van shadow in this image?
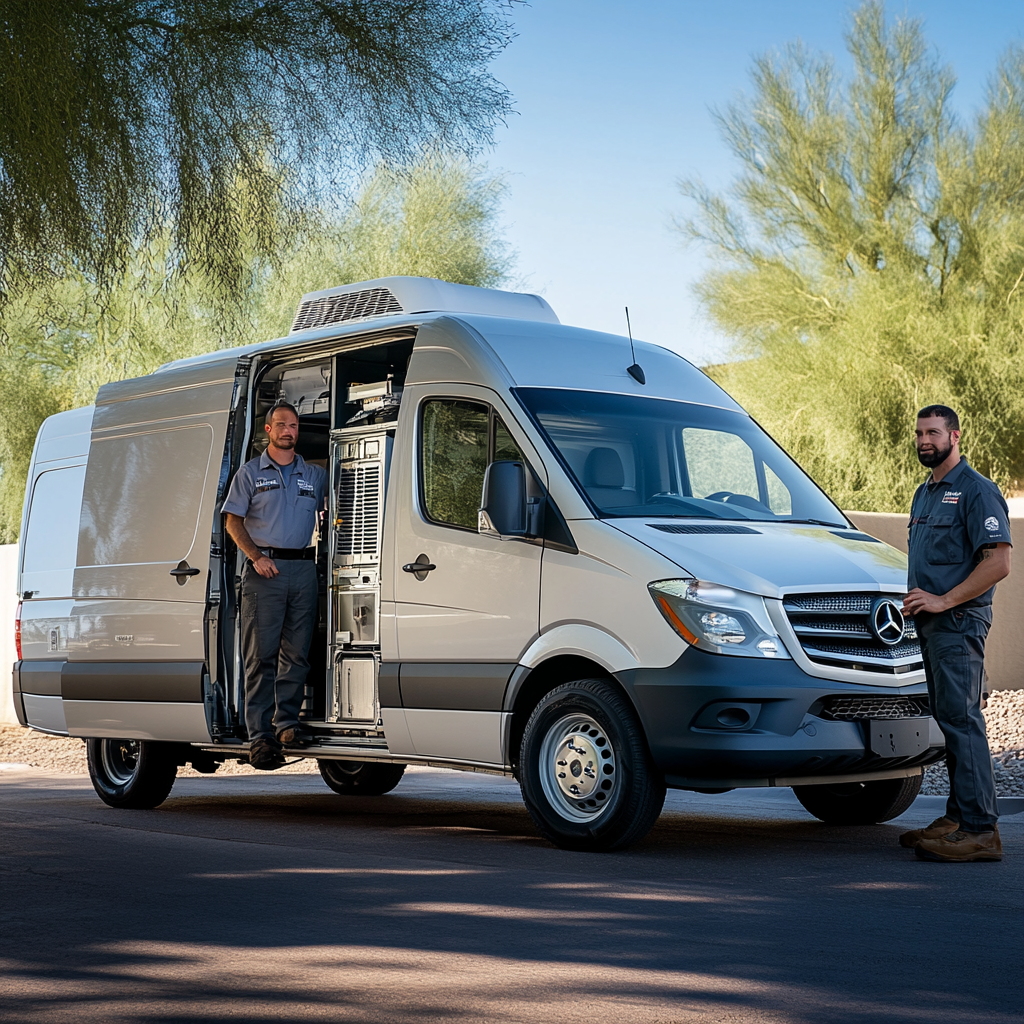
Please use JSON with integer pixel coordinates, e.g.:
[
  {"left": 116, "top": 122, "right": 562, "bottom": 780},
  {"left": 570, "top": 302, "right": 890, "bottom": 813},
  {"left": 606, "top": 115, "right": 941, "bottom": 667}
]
[{"left": 2, "top": 774, "right": 1020, "bottom": 1024}]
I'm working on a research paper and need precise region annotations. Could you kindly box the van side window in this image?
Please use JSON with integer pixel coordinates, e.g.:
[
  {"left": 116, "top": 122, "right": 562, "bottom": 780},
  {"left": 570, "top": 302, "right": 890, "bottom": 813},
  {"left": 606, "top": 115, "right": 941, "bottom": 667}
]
[
  {"left": 421, "top": 401, "right": 525, "bottom": 530},
  {"left": 494, "top": 417, "right": 524, "bottom": 463},
  {"left": 421, "top": 400, "right": 490, "bottom": 530}
]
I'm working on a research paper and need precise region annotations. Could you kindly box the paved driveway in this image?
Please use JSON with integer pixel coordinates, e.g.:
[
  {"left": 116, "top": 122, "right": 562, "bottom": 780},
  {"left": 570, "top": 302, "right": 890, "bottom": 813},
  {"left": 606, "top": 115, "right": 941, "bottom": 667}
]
[{"left": 1, "top": 766, "right": 1021, "bottom": 1023}]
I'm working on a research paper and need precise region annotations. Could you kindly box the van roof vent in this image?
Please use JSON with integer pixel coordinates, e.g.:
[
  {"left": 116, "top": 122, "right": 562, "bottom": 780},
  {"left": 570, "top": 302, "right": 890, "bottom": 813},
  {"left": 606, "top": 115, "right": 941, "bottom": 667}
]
[
  {"left": 291, "top": 286, "right": 402, "bottom": 333},
  {"left": 289, "top": 276, "right": 559, "bottom": 334}
]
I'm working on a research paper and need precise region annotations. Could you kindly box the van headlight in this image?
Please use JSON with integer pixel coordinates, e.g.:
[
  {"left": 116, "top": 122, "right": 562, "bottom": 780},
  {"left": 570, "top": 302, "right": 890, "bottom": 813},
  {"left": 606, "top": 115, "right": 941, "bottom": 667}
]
[{"left": 649, "top": 579, "right": 790, "bottom": 659}]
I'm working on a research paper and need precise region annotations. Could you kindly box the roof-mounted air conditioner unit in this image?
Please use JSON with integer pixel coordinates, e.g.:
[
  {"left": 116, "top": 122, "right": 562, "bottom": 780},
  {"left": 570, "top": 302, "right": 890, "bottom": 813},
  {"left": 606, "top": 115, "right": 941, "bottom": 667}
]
[{"left": 290, "top": 276, "right": 558, "bottom": 333}]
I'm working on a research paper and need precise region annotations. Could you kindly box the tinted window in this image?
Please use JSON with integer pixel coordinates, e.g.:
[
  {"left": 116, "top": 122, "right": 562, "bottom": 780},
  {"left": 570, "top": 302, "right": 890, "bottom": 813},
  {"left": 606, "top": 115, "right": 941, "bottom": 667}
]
[
  {"left": 421, "top": 401, "right": 526, "bottom": 530},
  {"left": 421, "top": 400, "right": 490, "bottom": 530},
  {"left": 23, "top": 466, "right": 86, "bottom": 574},
  {"left": 516, "top": 388, "right": 844, "bottom": 524}
]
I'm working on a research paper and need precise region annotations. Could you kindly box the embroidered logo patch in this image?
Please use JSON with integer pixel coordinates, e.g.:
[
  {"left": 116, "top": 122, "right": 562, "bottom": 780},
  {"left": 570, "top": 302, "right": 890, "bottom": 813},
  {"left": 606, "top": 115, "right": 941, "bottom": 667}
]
[
  {"left": 985, "top": 516, "right": 1000, "bottom": 532},
  {"left": 941, "top": 491, "right": 961, "bottom": 504},
  {"left": 253, "top": 476, "right": 281, "bottom": 493},
  {"left": 297, "top": 480, "right": 315, "bottom": 497}
]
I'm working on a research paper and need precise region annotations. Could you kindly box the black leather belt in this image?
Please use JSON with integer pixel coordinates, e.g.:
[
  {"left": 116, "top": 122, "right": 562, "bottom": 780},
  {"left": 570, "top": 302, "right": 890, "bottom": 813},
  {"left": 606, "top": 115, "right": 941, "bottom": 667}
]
[{"left": 257, "top": 547, "right": 315, "bottom": 561}]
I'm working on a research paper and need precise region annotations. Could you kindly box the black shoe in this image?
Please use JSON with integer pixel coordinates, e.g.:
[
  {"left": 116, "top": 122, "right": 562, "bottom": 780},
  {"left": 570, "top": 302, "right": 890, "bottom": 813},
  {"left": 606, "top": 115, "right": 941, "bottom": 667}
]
[
  {"left": 249, "top": 738, "right": 285, "bottom": 771},
  {"left": 277, "top": 725, "right": 313, "bottom": 748}
]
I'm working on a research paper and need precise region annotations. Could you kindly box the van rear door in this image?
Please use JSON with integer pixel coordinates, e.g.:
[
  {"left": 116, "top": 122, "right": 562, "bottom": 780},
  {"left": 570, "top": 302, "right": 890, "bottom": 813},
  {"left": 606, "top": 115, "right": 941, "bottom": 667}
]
[{"left": 63, "top": 357, "right": 239, "bottom": 739}]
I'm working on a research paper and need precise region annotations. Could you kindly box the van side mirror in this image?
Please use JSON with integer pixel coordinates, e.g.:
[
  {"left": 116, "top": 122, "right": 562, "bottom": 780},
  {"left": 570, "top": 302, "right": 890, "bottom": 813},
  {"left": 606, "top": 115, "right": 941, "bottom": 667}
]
[{"left": 479, "top": 460, "right": 529, "bottom": 538}]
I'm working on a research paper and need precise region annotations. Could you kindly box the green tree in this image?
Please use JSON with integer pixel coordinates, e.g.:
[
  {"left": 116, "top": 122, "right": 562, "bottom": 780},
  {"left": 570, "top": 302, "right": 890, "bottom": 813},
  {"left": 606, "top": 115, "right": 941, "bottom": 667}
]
[
  {"left": 0, "top": 153, "right": 512, "bottom": 540},
  {"left": 677, "top": 1, "right": 1024, "bottom": 512},
  {"left": 0, "top": 0, "right": 517, "bottom": 298}
]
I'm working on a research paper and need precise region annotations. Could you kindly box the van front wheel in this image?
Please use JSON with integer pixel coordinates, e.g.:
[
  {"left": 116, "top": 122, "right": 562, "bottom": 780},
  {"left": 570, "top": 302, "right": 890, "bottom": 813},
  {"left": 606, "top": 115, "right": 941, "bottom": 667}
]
[
  {"left": 519, "top": 679, "right": 666, "bottom": 851},
  {"left": 86, "top": 739, "right": 178, "bottom": 809},
  {"left": 793, "top": 774, "right": 922, "bottom": 825}
]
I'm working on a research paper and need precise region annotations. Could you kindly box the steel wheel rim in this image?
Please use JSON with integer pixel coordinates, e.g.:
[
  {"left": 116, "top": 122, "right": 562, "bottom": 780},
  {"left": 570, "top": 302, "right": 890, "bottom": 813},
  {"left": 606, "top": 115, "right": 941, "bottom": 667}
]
[
  {"left": 101, "top": 740, "right": 140, "bottom": 786},
  {"left": 537, "top": 712, "right": 617, "bottom": 823}
]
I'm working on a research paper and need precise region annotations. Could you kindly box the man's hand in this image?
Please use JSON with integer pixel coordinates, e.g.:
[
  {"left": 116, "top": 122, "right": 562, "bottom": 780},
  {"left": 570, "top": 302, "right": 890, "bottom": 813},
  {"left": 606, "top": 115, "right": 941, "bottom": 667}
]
[
  {"left": 225, "top": 513, "right": 279, "bottom": 577},
  {"left": 251, "top": 555, "right": 279, "bottom": 578},
  {"left": 902, "top": 588, "right": 948, "bottom": 616}
]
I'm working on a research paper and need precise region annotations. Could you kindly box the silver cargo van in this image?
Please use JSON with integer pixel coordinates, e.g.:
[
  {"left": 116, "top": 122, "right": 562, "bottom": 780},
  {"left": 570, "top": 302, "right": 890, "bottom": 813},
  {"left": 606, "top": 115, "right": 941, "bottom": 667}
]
[{"left": 11, "top": 276, "right": 943, "bottom": 850}]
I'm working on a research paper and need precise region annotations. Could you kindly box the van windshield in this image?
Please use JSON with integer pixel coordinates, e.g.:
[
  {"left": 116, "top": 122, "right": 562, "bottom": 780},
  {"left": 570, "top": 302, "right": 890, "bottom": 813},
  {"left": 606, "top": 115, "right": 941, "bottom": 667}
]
[{"left": 515, "top": 388, "right": 847, "bottom": 525}]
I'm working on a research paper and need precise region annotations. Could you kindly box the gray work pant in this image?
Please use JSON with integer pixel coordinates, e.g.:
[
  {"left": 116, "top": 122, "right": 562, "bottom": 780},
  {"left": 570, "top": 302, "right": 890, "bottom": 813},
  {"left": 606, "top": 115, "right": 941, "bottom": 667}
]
[
  {"left": 918, "top": 608, "right": 999, "bottom": 831},
  {"left": 240, "top": 559, "right": 318, "bottom": 741}
]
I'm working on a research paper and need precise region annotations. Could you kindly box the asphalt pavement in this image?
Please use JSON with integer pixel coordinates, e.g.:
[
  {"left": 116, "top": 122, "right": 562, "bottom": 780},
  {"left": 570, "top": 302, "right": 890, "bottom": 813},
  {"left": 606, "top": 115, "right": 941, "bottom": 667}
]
[{"left": 1, "top": 765, "right": 1022, "bottom": 1024}]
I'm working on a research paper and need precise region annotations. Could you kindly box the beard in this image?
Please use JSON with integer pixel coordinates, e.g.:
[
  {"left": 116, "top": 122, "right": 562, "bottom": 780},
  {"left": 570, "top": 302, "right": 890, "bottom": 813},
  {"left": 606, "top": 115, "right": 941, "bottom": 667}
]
[
  {"left": 269, "top": 435, "right": 296, "bottom": 450},
  {"left": 917, "top": 440, "right": 953, "bottom": 467}
]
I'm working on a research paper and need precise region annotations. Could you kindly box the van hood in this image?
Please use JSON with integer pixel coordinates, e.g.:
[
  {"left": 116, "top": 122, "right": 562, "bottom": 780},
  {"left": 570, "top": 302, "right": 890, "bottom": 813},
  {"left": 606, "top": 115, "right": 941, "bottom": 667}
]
[{"left": 607, "top": 520, "right": 908, "bottom": 598}]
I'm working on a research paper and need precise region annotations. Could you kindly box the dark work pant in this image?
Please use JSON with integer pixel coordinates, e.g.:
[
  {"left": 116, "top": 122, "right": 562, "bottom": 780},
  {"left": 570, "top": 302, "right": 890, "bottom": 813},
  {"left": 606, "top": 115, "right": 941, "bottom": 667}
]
[
  {"left": 241, "top": 560, "right": 318, "bottom": 741},
  {"left": 918, "top": 609, "right": 998, "bottom": 831}
]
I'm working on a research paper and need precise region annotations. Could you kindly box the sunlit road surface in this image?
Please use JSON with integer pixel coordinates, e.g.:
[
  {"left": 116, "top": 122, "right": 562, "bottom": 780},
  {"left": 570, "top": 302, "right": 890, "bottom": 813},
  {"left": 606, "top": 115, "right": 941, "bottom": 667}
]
[{"left": 1, "top": 767, "right": 1022, "bottom": 1024}]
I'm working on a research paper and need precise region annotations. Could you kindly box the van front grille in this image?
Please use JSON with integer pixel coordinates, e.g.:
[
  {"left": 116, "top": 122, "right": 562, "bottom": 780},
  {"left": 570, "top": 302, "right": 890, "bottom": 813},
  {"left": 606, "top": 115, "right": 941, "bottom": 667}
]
[
  {"left": 819, "top": 695, "right": 929, "bottom": 721},
  {"left": 292, "top": 287, "right": 402, "bottom": 333},
  {"left": 783, "top": 592, "right": 922, "bottom": 675},
  {"left": 335, "top": 463, "right": 381, "bottom": 562}
]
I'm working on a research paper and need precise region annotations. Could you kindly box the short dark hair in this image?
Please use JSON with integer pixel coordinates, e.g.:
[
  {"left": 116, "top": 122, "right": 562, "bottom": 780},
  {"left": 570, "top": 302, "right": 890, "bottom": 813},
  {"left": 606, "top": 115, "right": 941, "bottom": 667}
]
[
  {"left": 265, "top": 401, "right": 299, "bottom": 426},
  {"left": 917, "top": 404, "right": 960, "bottom": 431}
]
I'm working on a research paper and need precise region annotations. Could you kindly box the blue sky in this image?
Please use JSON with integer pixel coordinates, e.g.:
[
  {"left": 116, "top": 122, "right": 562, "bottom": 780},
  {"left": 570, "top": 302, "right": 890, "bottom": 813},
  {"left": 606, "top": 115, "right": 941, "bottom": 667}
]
[{"left": 487, "top": 1, "right": 1024, "bottom": 364}]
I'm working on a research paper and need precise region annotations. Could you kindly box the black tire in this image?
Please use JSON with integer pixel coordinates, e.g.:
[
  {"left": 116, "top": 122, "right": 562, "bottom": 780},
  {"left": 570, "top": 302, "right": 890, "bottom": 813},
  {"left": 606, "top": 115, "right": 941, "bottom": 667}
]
[
  {"left": 793, "top": 774, "right": 923, "bottom": 825},
  {"left": 318, "top": 759, "right": 407, "bottom": 796},
  {"left": 86, "top": 739, "right": 178, "bottom": 809},
  {"left": 519, "top": 678, "right": 666, "bottom": 852}
]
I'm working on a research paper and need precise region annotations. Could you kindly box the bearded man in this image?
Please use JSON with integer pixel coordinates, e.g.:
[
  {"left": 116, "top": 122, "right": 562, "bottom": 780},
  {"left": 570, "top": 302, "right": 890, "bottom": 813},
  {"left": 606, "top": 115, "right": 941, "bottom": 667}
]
[{"left": 899, "top": 405, "right": 1012, "bottom": 861}]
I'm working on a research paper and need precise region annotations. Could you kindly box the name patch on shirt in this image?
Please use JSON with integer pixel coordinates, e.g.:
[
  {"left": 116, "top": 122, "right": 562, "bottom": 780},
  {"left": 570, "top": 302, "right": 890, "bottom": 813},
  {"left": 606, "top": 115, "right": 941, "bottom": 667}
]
[
  {"left": 941, "top": 491, "right": 961, "bottom": 504},
  {"left": 253, "top": 476, "right": 281, "bottom": 493}
]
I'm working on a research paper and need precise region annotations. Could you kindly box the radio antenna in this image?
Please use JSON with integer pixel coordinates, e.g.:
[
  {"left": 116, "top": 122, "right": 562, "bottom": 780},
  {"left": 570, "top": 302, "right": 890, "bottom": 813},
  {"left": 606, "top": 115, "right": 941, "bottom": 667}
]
[{"left": 624, "top": 307, "right": 646, "bottom": 385}]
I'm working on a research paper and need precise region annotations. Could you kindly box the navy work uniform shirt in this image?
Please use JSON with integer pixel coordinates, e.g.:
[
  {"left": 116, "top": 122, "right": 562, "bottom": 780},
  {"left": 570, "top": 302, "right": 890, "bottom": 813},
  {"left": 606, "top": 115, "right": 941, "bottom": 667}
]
[
  {"left": 907, "top": 458, "right": 1012, "bottom": 621},
  {"left": 223, "top": 450, "right": 327, "bottom": 551}
]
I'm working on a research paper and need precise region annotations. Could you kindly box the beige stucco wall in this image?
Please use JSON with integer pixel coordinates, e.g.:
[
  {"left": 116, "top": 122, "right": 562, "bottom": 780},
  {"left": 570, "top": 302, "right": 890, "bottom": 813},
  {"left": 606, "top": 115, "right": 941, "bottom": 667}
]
[{"left": 848, "top": 512, "right": 1022, "bottom": 691}]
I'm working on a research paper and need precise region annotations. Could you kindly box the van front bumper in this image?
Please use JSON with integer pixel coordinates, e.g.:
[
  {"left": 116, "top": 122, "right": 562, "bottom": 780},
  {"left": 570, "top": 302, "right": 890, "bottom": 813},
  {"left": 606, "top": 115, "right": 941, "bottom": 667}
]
[{"left": 616, "top": 648, "right": 945, "bottom": 789}]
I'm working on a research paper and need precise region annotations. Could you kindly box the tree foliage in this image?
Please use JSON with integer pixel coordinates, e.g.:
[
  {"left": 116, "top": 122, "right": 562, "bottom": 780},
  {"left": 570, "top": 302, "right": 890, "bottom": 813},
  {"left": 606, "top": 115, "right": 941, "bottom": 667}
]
[
  {"left": 0, "top": 0, "right": 516, "bottom": 297},
  {"left": 0, "top": 153, "right": 512, "bottom": 540},
  {"left": 678, "top": 1, "right": 1024, "bottom": 512}
]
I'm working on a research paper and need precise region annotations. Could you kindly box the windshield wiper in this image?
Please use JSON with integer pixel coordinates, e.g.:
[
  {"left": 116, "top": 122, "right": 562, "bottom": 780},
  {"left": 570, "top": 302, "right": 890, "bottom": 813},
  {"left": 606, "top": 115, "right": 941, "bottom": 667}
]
[{"left": 785, "top": 518, "right": 848, "bottom": 528}]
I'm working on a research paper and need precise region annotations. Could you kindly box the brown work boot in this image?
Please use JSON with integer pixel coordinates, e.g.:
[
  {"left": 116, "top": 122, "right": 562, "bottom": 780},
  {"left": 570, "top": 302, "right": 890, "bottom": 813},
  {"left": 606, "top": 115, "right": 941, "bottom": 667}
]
[
  {"left": 249, "top": 737, "right": 285, "bottom": 771},
  {"left": 898, "top": 816, "right": 959, "bottom": 849},
  {"left": 915, "top": 826, "right": 1003, "bottom": 862}
]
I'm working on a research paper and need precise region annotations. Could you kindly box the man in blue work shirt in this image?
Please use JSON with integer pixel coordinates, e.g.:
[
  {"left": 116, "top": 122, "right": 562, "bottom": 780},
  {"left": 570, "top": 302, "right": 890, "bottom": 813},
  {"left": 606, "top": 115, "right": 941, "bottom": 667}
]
[
  {"left": 900, "top": 405, "right": 1011, "bottom": 862},
  {"left": 223, "top": 402, "right": 327, "bottom": 770}
]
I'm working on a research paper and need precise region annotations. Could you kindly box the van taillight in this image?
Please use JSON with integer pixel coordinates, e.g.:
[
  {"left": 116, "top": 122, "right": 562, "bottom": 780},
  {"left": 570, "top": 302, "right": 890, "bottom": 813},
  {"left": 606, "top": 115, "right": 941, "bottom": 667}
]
[{"left": 15, "top": 602, "right": 21, "bottom": 660}]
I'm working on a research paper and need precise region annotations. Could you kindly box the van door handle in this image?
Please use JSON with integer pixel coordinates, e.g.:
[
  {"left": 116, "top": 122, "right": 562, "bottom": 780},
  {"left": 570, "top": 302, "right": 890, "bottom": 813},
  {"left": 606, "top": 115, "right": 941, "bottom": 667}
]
[
  {"left": 402, "top": 555, "right": 436, "bottom": 581},
  {"left": 170, "top": 561, "right": 201, "bottom": 584}
]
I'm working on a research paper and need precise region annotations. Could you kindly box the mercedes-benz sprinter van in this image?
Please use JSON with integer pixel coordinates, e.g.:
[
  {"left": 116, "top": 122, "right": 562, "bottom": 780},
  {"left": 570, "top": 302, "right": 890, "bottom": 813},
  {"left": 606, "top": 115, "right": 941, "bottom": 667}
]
[{"left": 11, "top": 276, "right": 943, "bottom": 850}]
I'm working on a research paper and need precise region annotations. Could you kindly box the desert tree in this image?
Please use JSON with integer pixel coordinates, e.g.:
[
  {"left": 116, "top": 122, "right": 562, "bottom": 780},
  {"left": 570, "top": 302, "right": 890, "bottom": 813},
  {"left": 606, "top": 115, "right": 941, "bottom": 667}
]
[
  {"left": 677, "top": 0, "right": 1024, "bottom": 511},
  {"left": 0, "top": 1, "right": 518, "bottom": 299}
]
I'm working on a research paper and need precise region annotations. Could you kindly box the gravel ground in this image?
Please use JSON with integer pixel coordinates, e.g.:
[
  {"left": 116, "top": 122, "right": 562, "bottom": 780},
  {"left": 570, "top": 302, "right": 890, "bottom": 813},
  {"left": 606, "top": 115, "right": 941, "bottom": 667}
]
[{"left": 4, "top": 689, "right": 1023, "bottom": 795}]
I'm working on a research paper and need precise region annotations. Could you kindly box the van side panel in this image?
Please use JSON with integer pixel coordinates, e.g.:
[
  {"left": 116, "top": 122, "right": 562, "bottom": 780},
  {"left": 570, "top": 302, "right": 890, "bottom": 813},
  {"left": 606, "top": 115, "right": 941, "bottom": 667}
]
[{"left": 65, "top": 361, "right": 236, "bottom": 735}]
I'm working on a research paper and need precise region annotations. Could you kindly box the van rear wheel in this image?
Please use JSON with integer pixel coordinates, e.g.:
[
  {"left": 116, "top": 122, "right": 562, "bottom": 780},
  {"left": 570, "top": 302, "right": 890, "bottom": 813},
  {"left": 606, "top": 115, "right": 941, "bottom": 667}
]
[
  {"left": 86, "top": 739, "right": 178, "bottom": 809},
  {"left": 318, "top": 759, "right": 407, "bottom": 795},
  {"left": 519, "top": 679, "right": 666, "bottom": 851},
  {"left": 794, "top": 774, "right": 922, "bottom": 825}
]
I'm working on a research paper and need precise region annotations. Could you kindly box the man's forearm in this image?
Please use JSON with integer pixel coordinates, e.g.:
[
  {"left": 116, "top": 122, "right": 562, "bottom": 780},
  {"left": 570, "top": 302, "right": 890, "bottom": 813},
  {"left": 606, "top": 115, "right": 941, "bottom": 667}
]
[
  {"left": 225, "top": 514, "right": 263, "bottom": 562},
  {"left": 941, "top": 545, "right": 1012, "bottom": 608}
]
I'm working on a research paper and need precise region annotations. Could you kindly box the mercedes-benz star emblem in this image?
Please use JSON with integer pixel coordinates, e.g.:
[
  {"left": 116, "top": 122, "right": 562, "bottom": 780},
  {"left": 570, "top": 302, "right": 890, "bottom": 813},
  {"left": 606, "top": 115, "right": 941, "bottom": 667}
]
[{"left": 871, "top": 598, "right": 906, "bottom": 646}]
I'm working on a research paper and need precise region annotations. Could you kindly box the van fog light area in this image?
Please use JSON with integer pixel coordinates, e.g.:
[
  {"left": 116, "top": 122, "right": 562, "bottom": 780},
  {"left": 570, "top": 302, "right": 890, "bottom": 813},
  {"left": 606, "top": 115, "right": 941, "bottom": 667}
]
[
  {"left": 650, "top": 579, "right": 790, "bottom": 659},
  {"left": 693, "top": 702, "right": 762, "bottom": 731}
]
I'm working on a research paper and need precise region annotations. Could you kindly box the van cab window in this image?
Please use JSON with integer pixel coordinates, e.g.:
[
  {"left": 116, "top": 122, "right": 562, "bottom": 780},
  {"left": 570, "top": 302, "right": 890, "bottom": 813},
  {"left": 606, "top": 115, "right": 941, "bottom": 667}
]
[
  {"left": 421, "top": 399, "right": 524, "bottom": 530},
  {"left": 516, "top": 388, "right": 841, "bottom": 525}
]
